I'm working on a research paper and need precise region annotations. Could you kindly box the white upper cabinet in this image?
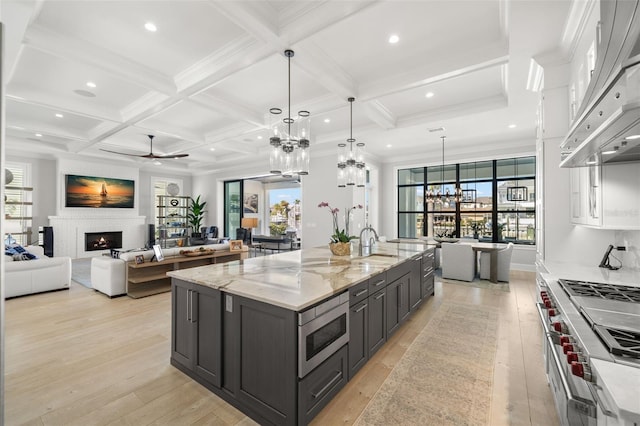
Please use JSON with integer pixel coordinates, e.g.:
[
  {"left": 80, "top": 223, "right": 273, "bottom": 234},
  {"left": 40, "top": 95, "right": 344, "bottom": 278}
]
[
  {"left": 568, "top": 2, "right": 601, "bottom": 122},
  {"left": 571, "top": 162, "right": 640, "bottom": 229}
]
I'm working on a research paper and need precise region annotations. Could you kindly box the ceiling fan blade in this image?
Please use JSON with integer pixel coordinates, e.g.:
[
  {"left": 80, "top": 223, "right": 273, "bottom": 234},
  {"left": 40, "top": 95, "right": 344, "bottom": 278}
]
[
  {"left": 149, "top": 153, "right": 190, "bottom": 159},
  {"left": 99, "top": 148, "right": 146, "bottom": 157},
  {"left": 101, "top": 135, "right": 189, "bottom": 159}
]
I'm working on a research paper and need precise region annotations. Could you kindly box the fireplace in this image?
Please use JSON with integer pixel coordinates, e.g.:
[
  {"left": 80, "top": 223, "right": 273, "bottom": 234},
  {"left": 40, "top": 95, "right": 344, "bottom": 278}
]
[{"left": 85, "top": 231, "right": 123, "bottom": 251}]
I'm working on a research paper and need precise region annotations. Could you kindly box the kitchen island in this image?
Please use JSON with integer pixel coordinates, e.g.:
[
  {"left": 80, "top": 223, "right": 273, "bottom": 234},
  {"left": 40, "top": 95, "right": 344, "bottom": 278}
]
[{"left": 167, "top": 242, "right": 434, "bottom": 425}]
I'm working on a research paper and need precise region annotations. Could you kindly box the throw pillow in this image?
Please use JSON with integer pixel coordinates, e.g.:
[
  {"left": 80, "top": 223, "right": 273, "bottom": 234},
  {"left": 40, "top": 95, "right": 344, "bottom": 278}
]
[{"left": 5, "top": 244, "right": 38, "bottom": 260}]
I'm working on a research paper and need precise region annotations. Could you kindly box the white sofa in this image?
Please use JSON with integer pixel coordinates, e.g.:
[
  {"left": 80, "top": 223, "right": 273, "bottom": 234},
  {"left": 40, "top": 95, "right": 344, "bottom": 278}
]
[
  {"left": 4, "top": 245, "right": 72, "bottom": 298},
  {"left": 91, "top": 243, "right": 233, "bottom": 297}
]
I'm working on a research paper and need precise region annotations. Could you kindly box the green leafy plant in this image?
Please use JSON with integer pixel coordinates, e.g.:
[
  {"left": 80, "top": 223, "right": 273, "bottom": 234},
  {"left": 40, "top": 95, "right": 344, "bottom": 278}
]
[{"left": 188, "top": 195, "right": 207, "bottom": 235}]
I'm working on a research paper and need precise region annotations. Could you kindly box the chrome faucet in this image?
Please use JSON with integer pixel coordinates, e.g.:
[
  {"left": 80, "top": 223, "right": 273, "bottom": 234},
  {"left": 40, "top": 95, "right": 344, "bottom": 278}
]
[{"left": 358, "top": 226, "right": 379, "bottom": 256}]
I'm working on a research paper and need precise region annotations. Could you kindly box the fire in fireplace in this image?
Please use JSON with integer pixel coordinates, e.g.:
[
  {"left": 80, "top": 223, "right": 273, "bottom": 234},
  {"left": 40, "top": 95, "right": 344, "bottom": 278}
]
[{"left": 85, "top": 231, "right": 123, "bottom": 251}]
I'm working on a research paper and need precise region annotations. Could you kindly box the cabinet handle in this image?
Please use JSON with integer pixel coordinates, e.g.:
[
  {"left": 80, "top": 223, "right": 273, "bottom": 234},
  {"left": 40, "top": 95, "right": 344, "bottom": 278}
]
[
  {"left": 373, "top": 279, "right": 385, "bottom": 287},
  {"left": 354, "top": 289, "right": 368, "bottom": 297},
  {"left": 191, "top": 291, "right": 197, "bottom": 323},
  {"left": 355, "top": 303, "right": 368, "bottom": 313},
  {"left": 187, "top": 289, "right": 191, "bottom": 322},
  {"left": 311, "top": 371, "right": 342, "bottom": 399},
  {"left": 374, "top": 292, "right": 384, "bottom": 300}
]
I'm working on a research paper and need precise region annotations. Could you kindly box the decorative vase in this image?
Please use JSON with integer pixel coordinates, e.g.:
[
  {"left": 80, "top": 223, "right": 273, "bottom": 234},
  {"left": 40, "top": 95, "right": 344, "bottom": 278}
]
[{"left": 329, "top": 242, "right": 351, "bottom": 256}]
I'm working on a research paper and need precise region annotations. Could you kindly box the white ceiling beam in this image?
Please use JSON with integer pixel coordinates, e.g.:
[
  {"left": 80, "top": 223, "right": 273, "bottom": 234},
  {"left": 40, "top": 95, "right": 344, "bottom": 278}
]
[
  {"left": 24, "top": 25, "right": 176, "bottom": 95},
  {"left": 292, "top": 40, "right": 356, "bottom": 101},
  {"left": 362, "top": 100, "right": 397, "bottom": 130},
  {"left": 208, "top": 1, "right": 283, "bottom": 47},
  {"left": 174, "top": 35, "right": 272, "bottom": 95},
  {"left": 189, "top": 94, "right": 265, "bottom": 128},
  {"left": 7, "top": 91, "right": 122, "bottom": 123},
  {"left": 398, "top": 94, "right": 508, "bottom": 129},
  {"left": 359, "top": 41, "right": 509, "bottom": 101},
  {"left": 281, "top": 1, "right": 379, "bottom": 44},
  {"left": 3, "top": 0, "right": 45, "bottom": 81}
]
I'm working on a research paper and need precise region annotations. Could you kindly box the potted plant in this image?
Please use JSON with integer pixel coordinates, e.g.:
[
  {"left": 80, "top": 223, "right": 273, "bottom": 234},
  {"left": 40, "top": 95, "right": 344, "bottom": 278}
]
[
  {"left": 318, "top": 202, "right": 362, "bottom": 255},
  {"left": 188, "top": 195, "right": 207, "bottom": 238}
]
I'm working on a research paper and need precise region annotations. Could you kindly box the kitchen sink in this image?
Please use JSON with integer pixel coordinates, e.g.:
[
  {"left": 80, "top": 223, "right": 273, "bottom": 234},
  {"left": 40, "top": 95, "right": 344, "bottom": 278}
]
[{"left": 367, "top": 253, "right": 397, "bottom": 258}]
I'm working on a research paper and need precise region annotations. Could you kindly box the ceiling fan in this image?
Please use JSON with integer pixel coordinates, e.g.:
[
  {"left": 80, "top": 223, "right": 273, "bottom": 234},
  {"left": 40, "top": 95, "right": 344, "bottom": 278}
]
[{"left": 100, "top": 135, "right": 189, "bottom": 159}]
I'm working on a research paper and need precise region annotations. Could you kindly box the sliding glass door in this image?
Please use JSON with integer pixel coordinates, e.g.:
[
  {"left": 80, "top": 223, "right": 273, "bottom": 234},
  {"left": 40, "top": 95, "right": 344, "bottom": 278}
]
[{"left": 223, "top": 180, "right": 242, "bottom": 238}]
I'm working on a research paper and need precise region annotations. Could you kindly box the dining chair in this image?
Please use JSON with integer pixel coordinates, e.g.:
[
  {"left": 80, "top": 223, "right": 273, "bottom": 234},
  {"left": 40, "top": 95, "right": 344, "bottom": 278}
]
[
  {"left": 479, "top": 242, "right": 514, "bottom": 282},
  {"left": 441, "top": 242, "right": 476, "bottom": 282}
]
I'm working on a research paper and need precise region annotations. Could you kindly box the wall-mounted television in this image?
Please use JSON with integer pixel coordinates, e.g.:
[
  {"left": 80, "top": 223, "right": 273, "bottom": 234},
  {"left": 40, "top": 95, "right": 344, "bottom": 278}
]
[{"left": 65, "top": 174, "right": 135, "bottom": 208}]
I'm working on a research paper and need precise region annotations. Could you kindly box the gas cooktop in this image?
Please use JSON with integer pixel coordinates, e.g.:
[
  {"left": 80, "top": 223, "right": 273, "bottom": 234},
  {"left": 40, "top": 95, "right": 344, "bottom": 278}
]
[
  {"left": 558, "top": 279, "right": 640, "bottom": 303},
  {"left": 558, "top": 279, "right": 640, "bottom": 361}
]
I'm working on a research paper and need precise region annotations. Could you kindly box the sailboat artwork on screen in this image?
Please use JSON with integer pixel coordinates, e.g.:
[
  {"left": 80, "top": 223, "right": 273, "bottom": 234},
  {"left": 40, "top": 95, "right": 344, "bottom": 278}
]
[{"left": 65, "top": 174, "right": 134, "bottom": 208}]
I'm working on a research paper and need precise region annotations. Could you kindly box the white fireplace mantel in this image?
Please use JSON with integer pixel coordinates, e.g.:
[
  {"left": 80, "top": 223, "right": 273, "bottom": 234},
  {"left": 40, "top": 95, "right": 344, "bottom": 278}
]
[{"left": 48, "top": 215, "right": 147, "bottom": 258}]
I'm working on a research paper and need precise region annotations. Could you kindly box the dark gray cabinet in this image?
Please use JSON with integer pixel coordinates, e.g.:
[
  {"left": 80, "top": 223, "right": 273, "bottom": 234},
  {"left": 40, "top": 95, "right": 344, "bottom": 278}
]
[
  {"left": 348, "top": 298, "right": 368, "bottom": 380},
  {"left": 368, "top": 287, "right": 386, "bottom": 357},
  {"left": 386, "top": 273, "right": 410, "bottom": 337},
  {"left": 224, "top": 293, "right": 298, "bottom": 426},
  {"left": 171, "top": 279, "right": 222, "bottom": 388},
  {"left": 299, "top": 345, "right": 348, "bottom": 425},
  {"left": 409, "top": 255, "right": 423, "bottom": 311},
  {"left": 422, "top": 249, "right": 435, "bottom": 299}
]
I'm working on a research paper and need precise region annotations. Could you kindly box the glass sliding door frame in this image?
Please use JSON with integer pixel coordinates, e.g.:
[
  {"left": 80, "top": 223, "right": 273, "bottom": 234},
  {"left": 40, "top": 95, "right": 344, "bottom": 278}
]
[{"left": 223, "top": 180, "right": 243, "bottom": 239}]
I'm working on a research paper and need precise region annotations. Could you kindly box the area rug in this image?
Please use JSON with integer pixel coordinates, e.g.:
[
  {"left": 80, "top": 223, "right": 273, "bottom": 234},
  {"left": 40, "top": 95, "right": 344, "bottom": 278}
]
[
  {"left": 354, "top": 302, "right": 500, "bottom": 425},
  {"left": 71, "top": 258, "right": 92, "bottom": 288}
]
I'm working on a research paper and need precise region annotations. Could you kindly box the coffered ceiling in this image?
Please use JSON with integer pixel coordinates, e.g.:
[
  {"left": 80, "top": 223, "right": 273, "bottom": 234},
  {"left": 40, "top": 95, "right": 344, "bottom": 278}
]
[{"left": 3, "top": 0, "right": 573, "bottom": 175}]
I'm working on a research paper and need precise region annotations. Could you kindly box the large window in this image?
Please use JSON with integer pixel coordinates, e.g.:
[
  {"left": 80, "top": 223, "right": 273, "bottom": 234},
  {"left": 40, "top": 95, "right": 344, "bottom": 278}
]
[
  {"left": 398, "top": 156, "right": 536, "bottom": 244},
  {"left": 5, "top": 162, "right": 32, "bottom": 246}
]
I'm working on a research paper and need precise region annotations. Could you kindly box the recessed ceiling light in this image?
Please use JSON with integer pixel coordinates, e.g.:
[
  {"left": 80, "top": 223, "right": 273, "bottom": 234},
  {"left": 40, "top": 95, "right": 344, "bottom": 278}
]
[
  {"left": 425, "top": 92, "right": 434, "bottom": 98},
  {"left": 153, "top": 160, "right": 162, "bottom": 166},
  {"left": 586, "top": 160, "right": 597, "bottom": 165},
  {"left": 388, "top": 34, "right": 399, "bottom": 44},
  {"left": 35, "top": 133, "right": 42, "bottom": 137},
  {"left": 324, "top": 118, "right": 330, "bottom": 123},
  {"left": 210, "top": 147, "right": 215, "bottom": 151},
  {"left": 86, "top": 81, "right": 96, "bottom": 88},
  {"left": 74, "top": 89, "right": 96, "bottom": 97},
  {"left": 257, "top": 135, "right": 263, "bottom": 140},
  {"left": 145, "top": 22, "right": 157, "bottom": 32},
  {"left": 386, "top": 144, "right": 392, "bottom": 148},
  {"left": 626, "top": 134, "right": 640, "bottom": 140},
  {"left": 55, "top": 113, "right": 64, "bottom": 118},
  {"left": 602, "top": 147, "right": 618, "bottom": 155},
  {"left": 508, "top": 124, "right": 517, "bottom": 129}
]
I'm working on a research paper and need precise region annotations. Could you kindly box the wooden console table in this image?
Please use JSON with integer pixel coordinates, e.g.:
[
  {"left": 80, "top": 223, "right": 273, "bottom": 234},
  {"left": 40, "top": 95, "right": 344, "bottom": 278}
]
[{"left": 126, "top": 248, "right": 248, "bottom": 298}]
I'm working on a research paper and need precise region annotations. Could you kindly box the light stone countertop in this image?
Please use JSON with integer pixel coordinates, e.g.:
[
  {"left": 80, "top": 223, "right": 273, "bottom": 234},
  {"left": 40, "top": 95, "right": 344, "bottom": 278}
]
[
  {"left": 540, "top": 260, "right": 640, "bottom": 288},
  {"left": 167, "top": 242, "right": 428, "bottom": 311},
  {"left": 590, "top": 359, "right": 640, "bottom": 423}
]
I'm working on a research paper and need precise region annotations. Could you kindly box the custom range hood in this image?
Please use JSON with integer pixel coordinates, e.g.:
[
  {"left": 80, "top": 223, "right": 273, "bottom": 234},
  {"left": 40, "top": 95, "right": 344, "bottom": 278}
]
[{"left": 560, "top": 0, "right": 640, "bottom": 167}]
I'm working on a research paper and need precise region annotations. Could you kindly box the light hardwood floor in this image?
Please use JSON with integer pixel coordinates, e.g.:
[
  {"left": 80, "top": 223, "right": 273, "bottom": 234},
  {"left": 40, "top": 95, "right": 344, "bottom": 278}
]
[{"left": 4, "top": 271, "right": 559, "bottom": 425}]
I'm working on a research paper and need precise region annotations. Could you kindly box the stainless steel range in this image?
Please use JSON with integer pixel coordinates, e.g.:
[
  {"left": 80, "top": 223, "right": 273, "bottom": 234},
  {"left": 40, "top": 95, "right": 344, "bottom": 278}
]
[{"left": 536, "top": 274, "right": 640, "bottom": 426}]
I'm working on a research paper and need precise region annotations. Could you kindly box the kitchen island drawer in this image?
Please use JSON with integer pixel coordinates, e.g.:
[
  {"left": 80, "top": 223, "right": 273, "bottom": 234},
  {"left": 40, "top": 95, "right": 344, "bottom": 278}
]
[
  {"left": 298, "top": 344, "right": 348, "bottom": 425},
  {"left": 368, "top": 272, "right": 387, "bottom": 292},
  {"left": 349, "top": 280, "right": 369, "bottom": 305}
]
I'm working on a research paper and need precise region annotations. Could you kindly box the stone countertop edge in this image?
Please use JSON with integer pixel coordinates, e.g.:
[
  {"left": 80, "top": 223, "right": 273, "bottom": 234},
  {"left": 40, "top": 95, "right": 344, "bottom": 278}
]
[
  {"left": 167, "top": 242, "right": 429, "bottom": 311},
  {"left": 590, "top": 358, "right": 640, "bottom": 423},
  {"left": 540, "top": 261, "right": 640, "bottom": 288}
]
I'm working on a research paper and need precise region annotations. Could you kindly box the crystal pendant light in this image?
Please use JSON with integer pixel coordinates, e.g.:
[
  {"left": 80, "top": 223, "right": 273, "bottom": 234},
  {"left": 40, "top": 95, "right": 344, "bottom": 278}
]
[
  {"left": 268, "top": 50, "right": 310, "bottom": 176},
  {"left": 337, "top": 97, "right": 366, "bottom": 188}
]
